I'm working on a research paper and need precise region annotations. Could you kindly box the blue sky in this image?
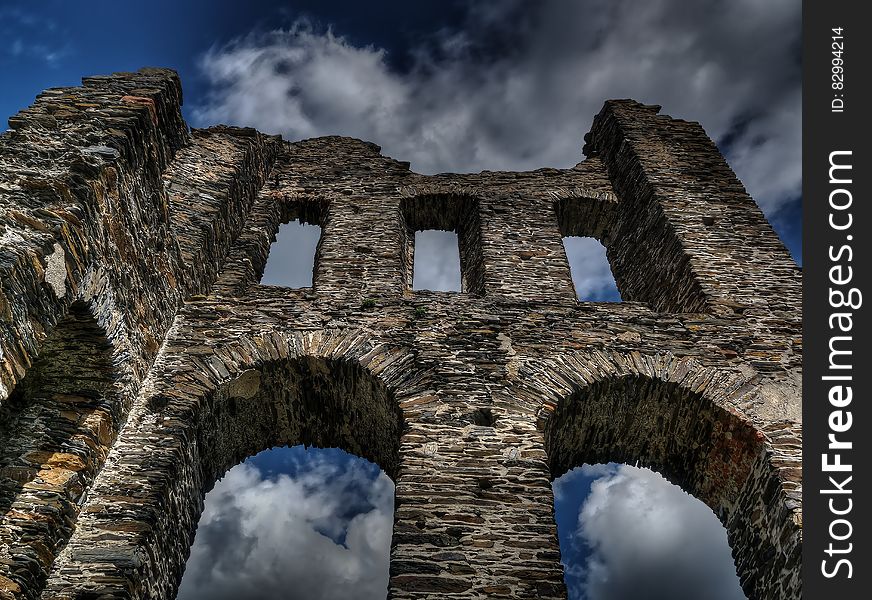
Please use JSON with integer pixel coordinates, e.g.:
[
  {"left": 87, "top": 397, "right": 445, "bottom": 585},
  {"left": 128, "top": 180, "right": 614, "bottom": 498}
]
[{"left": 1, "top": 1, "right": 800, "bottom": 598}]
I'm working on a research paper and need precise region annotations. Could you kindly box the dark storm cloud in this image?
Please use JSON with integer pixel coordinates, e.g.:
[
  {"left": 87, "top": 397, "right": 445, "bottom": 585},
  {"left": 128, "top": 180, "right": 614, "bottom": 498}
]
[
  {"left": 412, "top": 230, "right": 462, "bottom": 291},
  {"left": 260, "top": 221, "right": 321, "bottom": 287}
]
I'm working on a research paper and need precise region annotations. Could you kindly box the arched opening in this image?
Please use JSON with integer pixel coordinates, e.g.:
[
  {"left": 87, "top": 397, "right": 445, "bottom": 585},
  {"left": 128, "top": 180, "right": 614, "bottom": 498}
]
[
  {"left": 544, "top": 373, "right": 780, "bottom": 599},
  {"left": 552, "top": 463, "right": 744, "bottom": 599},
  {"left": 0, "top": 300, "right": 123, "bottom": 596},
  {"left": 164, "top": 356, "right": 403, "bottom": 599},
  {"left": 177, "top": 445, "right": 393, "bottom": 600},
  {"left": 195, "top": 357, "right": 402, "bottom": 482}
]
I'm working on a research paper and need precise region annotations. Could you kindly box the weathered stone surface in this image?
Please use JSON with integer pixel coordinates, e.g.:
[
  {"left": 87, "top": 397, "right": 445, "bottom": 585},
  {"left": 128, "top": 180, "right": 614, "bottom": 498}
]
[{"left": 0, "top": 69, "right": 801, "bottom": 600}]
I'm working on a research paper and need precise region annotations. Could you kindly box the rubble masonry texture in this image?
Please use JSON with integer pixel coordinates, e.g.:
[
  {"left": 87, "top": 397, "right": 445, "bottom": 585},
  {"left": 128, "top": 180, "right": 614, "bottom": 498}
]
[{"left": 0, "top": 68, "right": 801, "bottom": 599}]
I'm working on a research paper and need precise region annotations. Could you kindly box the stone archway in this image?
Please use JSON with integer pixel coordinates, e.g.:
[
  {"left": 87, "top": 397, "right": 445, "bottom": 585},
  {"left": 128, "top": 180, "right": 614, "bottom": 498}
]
[
  {"left": 40, "top": 329, "right": 423, "bottom": 600},
  {"left": 516, "top": 350, "right": 801, "bottom": 600},
  {"left": 0, "top": 300, "right": 125, "bottom": 599},
  {"left": 196, "top": 355, "right": 403, "bottom": 486}
]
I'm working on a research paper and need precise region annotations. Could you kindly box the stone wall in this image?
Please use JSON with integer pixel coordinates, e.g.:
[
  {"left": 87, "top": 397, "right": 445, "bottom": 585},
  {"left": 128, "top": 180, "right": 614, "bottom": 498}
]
[
  {"left": 0, "top": 69, "right": 277, "bottom": 598},
  {"left": 0, "top": 69, "right": 801, "bottom": 600}
]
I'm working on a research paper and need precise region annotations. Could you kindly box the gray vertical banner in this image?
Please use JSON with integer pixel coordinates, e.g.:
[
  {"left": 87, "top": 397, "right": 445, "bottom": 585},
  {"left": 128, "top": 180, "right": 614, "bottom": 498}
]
[{"left": 803, "top": 1, "right": 871, "bottom": 598}]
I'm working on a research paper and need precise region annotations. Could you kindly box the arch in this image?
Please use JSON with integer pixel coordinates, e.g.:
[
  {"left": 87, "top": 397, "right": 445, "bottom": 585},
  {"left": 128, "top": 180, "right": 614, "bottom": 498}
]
[
  {"left": 547, "top": 374, "right": 759, "bottom": 518},
  {"left": 198, "top": 355, "right": 402, "bottom": 484},
  {"left": 0, "top": 300, "right": 125, "bottom": 598},
  {"left": 43, "top": 328, "right": 426, "bottom": 600},
  {"left": 515, "top": 350, "right": 801, "bottom": 600}
]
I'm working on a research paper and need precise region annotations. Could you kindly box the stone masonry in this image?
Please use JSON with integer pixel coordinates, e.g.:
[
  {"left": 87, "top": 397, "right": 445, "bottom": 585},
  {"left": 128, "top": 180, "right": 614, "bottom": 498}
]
[{"left": 0, "top": 69, "right": 801, "bottom": 599}]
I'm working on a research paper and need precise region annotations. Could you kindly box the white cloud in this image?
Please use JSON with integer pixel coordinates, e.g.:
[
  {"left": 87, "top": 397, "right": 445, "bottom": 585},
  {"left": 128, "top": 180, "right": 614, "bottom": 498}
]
[
  {"left": 177, "top": 453, "right": 393, "bottom": 600},
  {"left": 194, "top": 1, "right": 799, "bottom": 216},
  {"left": 553, "top": 463, "right": 614, "bottom": 503},
  {"left": 573, "top": 464, "right": 744, "bottom": 600}
]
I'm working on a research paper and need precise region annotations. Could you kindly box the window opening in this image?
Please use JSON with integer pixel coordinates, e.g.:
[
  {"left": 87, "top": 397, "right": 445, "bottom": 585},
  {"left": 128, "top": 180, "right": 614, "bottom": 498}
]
[
  {"left": 261, "top": 220, "right": 322, "bottom": 288},
  {"left": 177, "top": 445, "right": 393, "bottom": 600},
  {"left": 562, "top": 236, "right": 620, "bottom": 301},
  {"left": 552, "top": 463, "right": 745, "bottom": 600},
  {"left": 412, "top": 229, "right": 462, "bottom": 291}
]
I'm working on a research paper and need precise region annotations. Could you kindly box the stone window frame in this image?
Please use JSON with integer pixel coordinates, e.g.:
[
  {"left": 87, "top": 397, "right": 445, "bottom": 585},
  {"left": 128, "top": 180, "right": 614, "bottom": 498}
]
[
  {"left": 400, "top": 194, "right": 486, "bottom": 295},
  {"left": 214, "top": 195, "right": 329, "bottom": 296},
  {"left": 258, "top": 197, "right": 326, "bottom": 290},
  {"left": 553, "top": 195, "right": 622, "bottom": 302}
]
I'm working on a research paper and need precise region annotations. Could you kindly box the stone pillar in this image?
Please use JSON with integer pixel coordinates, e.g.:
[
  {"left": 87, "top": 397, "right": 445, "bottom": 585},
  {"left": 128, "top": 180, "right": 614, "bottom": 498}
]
[
  {"left": 477, "top": 194, "right": 578, "bottom": 302},
  {"left": 0, "top": 304, "right": 121, "bottom": 600},
  {"left": 390, "top": 405, "right": 565, "bottom": 598},
  {"left": 315, "top": 198, "right": 407, "bottom": 297},
  {"left": 584, "top": 100, "right": 801, "bottom": 315},
  {"left": 165, "top": 126, "right": 280, "bottom": 296}
]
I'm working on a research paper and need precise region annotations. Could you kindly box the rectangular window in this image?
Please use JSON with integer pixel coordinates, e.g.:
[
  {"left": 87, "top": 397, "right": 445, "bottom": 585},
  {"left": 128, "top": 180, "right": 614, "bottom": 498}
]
[
  {"left": 412, "top": 230, "right": 462, "bottom": 291},
  {"left": 401, "top": 194, "right": 484, "bottom": 294},
  {"left": 261, "top": 220, "right": 322, "bottom": 288},
  {"left": 562, "top": 236, "right": 621, "bottom": 301}
]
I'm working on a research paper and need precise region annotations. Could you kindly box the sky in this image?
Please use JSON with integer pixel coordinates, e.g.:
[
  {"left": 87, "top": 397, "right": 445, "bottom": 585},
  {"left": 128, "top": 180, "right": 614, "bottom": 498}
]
[
  {"left": 176, "top": 447, "right": 394, "bottom": 600},
  {"left": 1, "top": 1, "right": 800, "bottom": 598}
]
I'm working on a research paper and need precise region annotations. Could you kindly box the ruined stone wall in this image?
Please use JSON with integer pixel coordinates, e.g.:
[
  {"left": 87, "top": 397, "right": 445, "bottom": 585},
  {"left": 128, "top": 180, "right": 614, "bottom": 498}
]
[
  {"left": 0, "top": 69, "right": 801, "bottom": 600},
  {"left": 0, "top": 69, "right": 277, "bottom": 598}
]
